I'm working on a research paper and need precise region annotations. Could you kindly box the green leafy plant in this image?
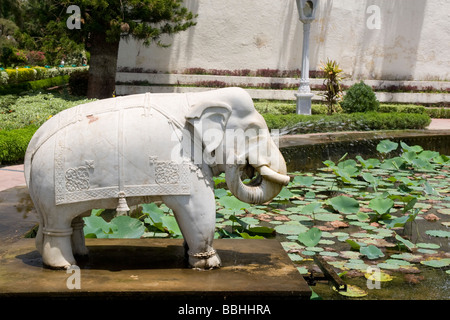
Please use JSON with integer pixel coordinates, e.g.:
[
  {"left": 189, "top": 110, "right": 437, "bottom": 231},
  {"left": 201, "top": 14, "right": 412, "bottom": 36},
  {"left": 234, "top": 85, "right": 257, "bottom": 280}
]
[
  {"left": 341, "top": 81, "right": 380, "bottom": 113},
  {"left": 83, "top": 213, "right": 146, "bottom": 239},
  {"left": 319, "top": 59, "right": 344, "bottom": 115}
]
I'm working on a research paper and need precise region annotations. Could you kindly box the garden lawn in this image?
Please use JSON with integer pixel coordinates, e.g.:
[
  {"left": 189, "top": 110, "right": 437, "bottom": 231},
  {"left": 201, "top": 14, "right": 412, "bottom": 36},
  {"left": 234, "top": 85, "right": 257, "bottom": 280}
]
[{"left": 0, "top": 92, "right": 93, "bottom": 164}]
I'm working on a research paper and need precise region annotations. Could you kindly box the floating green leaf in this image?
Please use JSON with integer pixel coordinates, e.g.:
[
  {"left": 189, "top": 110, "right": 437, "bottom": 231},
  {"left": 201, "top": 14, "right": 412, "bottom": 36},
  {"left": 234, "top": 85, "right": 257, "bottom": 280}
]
[
  {"left": 328, "top": 195, "right": 359, "bottom": 214},
  {"left": 275, "top": 223, "right": 308, "bottom": 235},
  {"left": 420, "top": 259, "right": 450, "bottom": 268},
  {"left": 301, "top": 202, "right": 322, "bottom": 215},
  {"left": 425, "top": 230, "right": 450, "bottom": 238},
  {"left": 218, "top": 196, "right": 251, "bottom": 212},
  {"left": 274, "top": 187, "right": 295, "bottom": 201},
  {"left": 292, "top": 175, "right": 315, "bottom": 187},
  {"left": 333, "top": 285, "right": 368, "bottom": 298},
  {"left": 416, "top": 243, "right": 440, "bottom": 249},
  {"left": 360, "top": 245, "right": 384, "bottom": 260},
  {"left": 315, "top": 213, "right": 343, "bottom": 221},
  {"left": 298, "top": 227, "right": 322, "bottom": 247},
  {"left": 369, "top": 196, "right": 394, "bottom": 216}
]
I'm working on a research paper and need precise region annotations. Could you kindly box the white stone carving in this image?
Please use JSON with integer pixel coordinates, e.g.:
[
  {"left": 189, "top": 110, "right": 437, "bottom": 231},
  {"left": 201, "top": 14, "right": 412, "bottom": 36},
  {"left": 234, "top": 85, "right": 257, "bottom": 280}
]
[{"left": 24, "top": 87, "right": 290, "bottom": 270}]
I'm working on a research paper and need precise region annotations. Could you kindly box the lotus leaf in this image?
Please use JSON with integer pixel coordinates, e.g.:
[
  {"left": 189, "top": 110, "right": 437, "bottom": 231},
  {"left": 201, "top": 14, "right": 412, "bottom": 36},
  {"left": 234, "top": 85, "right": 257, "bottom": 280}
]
[
  {"left": 328, "top": 195, "right": 360, "bottom": 214},
  {"left": 365, "top": 271, "right": 394, "bottom": 282},
  {"left": 416, "top": 243, "right": 440, "bottom": 249},
  {"left": 275, "top": 222, "right": 308, "bottom": 235},
  {"left": 377, "top": 140, "right": 398, "bottom": 153},
  {"left": 297, "top": 227, "right": 322, "bottom": 247},
  {"left": 420, "top": 258, "right": 450, "bottom": 268},
  {"left": 360, "top": 245, "right": 384, "bottom": 260},
  {"left": 369, "top": 196, "right": 394, "bottom": 215},
  {"left": 426, "top": 230, "right": 450, "bottom": 238}
]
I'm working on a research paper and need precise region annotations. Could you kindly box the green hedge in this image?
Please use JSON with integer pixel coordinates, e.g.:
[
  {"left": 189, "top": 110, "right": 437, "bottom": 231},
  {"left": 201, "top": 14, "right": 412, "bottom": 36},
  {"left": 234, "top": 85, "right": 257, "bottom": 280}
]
[
  {"left": 263, "top": 112, "right": 431, "bottom": 134},
  {"left": 0, "top": 126, "right": 37, "bottom": 164},
  {"left": 0, "top": 75, "right": 69, "bottom": 95},
  {"left": 0, "top": 66, "right": 88, "bottom": 86},
  {"left": 426, "top": 108, "right": 450, "bottom": 119}
]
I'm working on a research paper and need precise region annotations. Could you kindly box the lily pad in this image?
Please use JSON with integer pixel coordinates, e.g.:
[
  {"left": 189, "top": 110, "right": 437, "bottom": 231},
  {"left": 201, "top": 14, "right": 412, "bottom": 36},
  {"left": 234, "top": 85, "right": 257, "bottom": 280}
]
[
  {"left": 360, "top": 245, "right": 384, "bottom": 260},
  {"left": 377, "top": 263, "right": 401, "bottom": 270},
  {"left": 333, "top": 284, "right": 368, "bottom": 298},
  {"left": 416, "top": 243, "right": 440, "bottom": 249},
  {"left": 218, "top": 196, "right": 251, "bottom": 212},
  {"left": 369, "top": 196, "right": 394, "bottom": 215},
  {"left": 275, "top": 223, "right": 308, "bottom": 235},
  {"left": 320, "top": 251, "right": 339, "bottom": 257},
  {"left": 437, "top": 208, "right": 450, "bottom": 215},
  {"left": 292, "top": 175, "right": 315, "bottom": 187},
  {"left": 365, "top": 270, "right": 394, "bottom": 282},
  {"left": 390, "top": 253, "right": 422, "bottom": 262},
  {"left": 417, "top": 248, "right": 438, "bottom": 254},
  {"left": 420, "top": 258, "right": 450, "bottom": 268},
  {"left": 288, "top": 253, "right": 304, "bottom": 262},
  {"left": 425, "top": 230, "right": 450, "bottom": 238},
  {"left": 314, "top": 213, "right": 343, "bottom": 222},
  {"left": 328, "top": 195, "right": 360, "bottom": 214},
  {"left": 298, "top": 227, "right": 322, "bottom": 247}
]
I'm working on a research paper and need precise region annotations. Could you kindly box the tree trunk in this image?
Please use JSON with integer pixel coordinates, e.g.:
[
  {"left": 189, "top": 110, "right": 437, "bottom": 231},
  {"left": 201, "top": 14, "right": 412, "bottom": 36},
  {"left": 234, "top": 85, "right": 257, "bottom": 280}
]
[{"left": 87, "top": 32, "right": 120, "bottom": 99}]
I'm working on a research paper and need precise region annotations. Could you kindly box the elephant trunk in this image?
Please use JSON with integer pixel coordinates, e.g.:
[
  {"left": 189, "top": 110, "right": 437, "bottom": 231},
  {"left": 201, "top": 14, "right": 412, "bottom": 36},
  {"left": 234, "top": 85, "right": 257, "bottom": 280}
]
[{"left": 225, "top": 152, "right": 290, "bottom": 204}]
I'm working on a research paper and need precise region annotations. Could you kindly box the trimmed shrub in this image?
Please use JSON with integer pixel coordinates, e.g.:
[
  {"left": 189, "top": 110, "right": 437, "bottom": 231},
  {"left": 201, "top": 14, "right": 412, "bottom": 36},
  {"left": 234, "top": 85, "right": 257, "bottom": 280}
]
[
  {"left": 0, "top": 75, "right": 69, "bottom": 95},
  {"left": 0, "top": 126, "right": 37, "bottom": 164},
  {"left": 341, "top": 81, "right": 380, "bottom": 113},
  {"left": 0, "top": 66, "right": 88, "bottom": 87},
  {"left": 263, "top": 112, "right": 431, "bottom": 134},
  {"left": 426, "top": 108, "right": 450, "bottom": 119},
  {"left": 378, "top": 104, "right": 426, "bottom": 114}
]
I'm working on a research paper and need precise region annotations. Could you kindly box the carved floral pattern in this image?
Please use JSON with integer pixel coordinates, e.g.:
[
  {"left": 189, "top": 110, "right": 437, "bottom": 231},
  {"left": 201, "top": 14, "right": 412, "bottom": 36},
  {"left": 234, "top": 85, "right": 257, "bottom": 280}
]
[
  {"left": 155, "top": 162, "right": 180, "bottom": 184},
  {"left": 65, "top": 167, "right": 90, "bottom": 192}
]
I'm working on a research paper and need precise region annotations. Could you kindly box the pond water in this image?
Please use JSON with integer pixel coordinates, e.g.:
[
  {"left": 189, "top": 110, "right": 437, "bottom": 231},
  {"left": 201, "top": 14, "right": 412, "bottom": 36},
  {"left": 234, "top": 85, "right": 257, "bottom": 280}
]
[
  {"left": 281, "top": 130, "right": 450, "bottom": 172},
  {"left": 269, "top": 133, "right": 450, "bottom": 300}
]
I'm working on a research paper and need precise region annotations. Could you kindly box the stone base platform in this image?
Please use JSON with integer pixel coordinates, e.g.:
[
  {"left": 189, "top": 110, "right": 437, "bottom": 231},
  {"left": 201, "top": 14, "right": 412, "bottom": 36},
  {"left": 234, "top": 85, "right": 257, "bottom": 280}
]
[{"left": 0, "top": 238, "right": 311, "bottom": 302}]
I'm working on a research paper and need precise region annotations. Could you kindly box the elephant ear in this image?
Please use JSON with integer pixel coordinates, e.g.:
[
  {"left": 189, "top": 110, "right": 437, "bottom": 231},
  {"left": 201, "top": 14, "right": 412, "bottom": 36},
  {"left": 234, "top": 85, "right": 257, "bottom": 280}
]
[{"left": 186, "top": 101, "right": 232, "bottom": 163}]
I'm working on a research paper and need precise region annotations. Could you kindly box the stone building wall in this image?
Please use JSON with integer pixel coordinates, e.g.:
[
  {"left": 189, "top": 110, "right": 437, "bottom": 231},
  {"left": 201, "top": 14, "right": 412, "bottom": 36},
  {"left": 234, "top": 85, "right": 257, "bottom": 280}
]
[{"left": 117, "top": 0, "right": 450, "bottom": 81}]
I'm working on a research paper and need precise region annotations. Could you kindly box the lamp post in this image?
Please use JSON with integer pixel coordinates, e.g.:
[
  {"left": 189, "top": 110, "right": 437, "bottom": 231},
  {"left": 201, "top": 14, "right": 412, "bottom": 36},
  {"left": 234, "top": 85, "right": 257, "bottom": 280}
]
[{"left": 295, "top": 0, "right": 318, "bottom": 115}]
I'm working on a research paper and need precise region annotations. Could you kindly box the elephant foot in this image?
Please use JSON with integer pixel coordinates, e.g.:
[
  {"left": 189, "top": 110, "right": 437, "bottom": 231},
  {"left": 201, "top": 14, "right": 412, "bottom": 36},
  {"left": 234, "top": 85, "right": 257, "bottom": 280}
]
[
  {"left": 188, "top": 249, "right": 222, "bottom": 270},
  {"left": 41, "top": 228, "right": 76, "bottom": 269}
]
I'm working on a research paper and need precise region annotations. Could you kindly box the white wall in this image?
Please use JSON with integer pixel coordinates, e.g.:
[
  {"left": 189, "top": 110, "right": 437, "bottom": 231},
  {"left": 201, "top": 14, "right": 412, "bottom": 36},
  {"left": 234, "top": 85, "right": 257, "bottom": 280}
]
[{"left": 117, "top": 0, "right": 450, "bottom": 81}]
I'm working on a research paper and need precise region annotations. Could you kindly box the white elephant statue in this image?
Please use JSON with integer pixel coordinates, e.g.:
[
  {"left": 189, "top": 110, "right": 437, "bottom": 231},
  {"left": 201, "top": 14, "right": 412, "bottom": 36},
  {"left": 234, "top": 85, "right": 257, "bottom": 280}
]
[{"left": 24, "top": 87, "right": 290, "bottom": 270}]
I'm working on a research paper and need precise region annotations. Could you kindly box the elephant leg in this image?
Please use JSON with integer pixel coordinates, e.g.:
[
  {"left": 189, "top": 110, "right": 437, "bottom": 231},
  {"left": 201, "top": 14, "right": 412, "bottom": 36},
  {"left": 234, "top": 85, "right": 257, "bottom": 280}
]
[
  {"left": 71, "top": 214, "right": 89, "bottom": 257},
  {"left": 162, "top": 181, "right": 221, "bottom": 270},
  {"left": 39, "top": 205, "right": 79, "bottom": 269}
]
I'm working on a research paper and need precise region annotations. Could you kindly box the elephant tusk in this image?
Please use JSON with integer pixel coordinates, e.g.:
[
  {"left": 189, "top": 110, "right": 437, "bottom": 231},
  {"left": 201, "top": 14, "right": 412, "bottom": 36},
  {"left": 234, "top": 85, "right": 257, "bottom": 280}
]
[{"left": 257, "top": 166, "right": 291, "bottom": 186}]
